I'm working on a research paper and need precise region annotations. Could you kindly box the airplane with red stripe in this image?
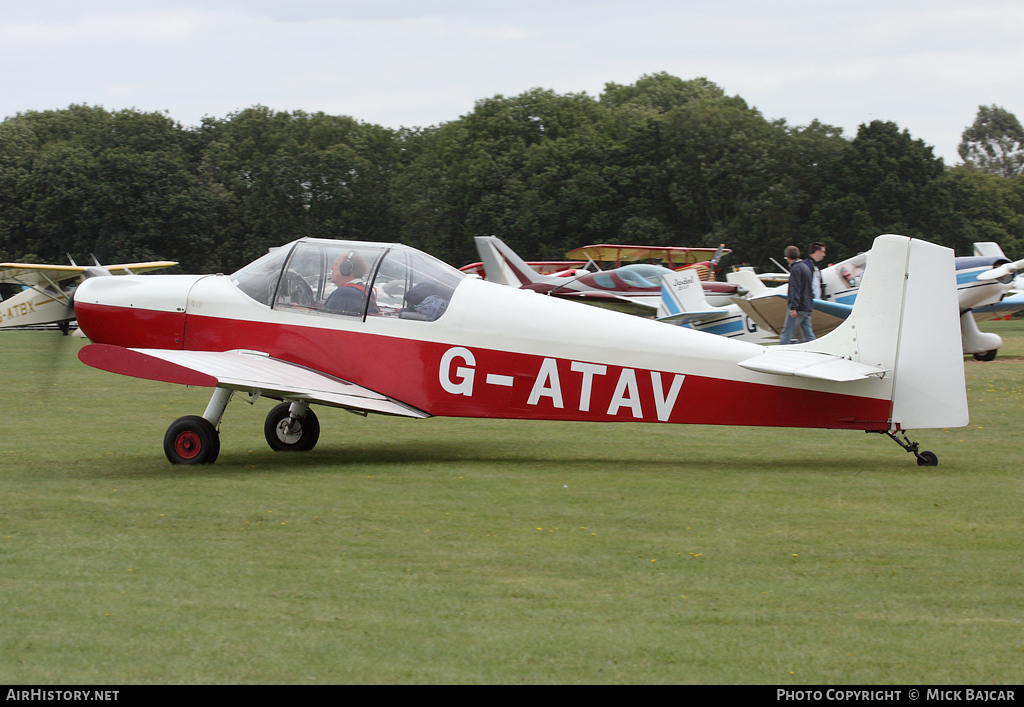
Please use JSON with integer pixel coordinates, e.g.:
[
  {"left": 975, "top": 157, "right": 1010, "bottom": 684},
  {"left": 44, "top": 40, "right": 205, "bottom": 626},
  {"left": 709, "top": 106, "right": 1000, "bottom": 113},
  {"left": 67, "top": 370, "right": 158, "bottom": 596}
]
[
  {"left": 471, "top": 236, "right": 738, "bottom": 316},
  {"left": 72, "top": 234, "right": 968, "bottom": 466}
]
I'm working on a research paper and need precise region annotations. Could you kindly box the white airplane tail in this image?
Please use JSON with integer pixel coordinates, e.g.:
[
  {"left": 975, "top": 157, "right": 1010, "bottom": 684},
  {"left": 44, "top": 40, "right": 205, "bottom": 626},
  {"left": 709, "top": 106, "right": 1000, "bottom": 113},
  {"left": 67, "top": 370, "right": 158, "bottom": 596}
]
[
  {"left": 657, "top": 269, "right": 729, "bottom": 323},
  {"left": 725, "top": 269, "right": 769, "bottom": 296},
  {"left": 793, "top": 235, "right": 968, "bottom": 430},
  {"left": 473, "top": 236, "right": 546, "bottom": 287},
  {"left": 973, "top": 241, "right": 1007, "bottom": 258}
]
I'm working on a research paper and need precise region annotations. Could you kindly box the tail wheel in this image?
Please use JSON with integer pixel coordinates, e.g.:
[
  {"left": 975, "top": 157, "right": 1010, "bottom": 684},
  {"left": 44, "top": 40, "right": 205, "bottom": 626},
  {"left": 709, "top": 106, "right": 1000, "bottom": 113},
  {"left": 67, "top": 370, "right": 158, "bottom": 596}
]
[
  {"left": 916, "top": 451, "right": 938, "bottom": 467},
  {"left": 164, "top": 415, "right": 220, "bottom": 465},
  {"left": 264, "top": 403, "right": 320, "bottom": 452}
]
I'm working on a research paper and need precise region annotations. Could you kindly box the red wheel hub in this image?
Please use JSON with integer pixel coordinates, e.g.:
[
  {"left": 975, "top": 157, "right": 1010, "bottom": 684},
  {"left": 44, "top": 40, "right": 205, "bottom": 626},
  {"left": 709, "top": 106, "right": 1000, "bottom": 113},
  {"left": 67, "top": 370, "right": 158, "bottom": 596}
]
[{"left": 174, "top": 431, "right": 202, "bottom": 460}]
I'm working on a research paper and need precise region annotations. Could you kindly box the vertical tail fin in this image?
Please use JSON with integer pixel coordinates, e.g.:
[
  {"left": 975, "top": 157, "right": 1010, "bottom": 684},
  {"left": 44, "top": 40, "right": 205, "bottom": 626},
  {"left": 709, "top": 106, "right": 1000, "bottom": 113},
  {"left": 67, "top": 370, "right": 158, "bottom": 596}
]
[
  {"left": 725, "top": 269, "right": 769, "bottom": 296},
  {"left": 973, "top": 241, "right": 1007, "bottom": 258},
  {"left": 657, "top": 269, "right": 729, "bottom": 322},
  {"left": 792, "top": 235, "right": 968, "bottom": 430},
  {"left": 473, "top": 236, "right": 546, "bottom": 287}
]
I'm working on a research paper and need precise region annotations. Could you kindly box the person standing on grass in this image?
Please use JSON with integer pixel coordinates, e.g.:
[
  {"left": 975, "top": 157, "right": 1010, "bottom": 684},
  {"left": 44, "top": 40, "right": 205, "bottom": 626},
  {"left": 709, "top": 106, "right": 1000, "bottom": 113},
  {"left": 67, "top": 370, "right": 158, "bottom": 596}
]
[{"left": 779, "top": 242, "right": 826, "bottom": 345}]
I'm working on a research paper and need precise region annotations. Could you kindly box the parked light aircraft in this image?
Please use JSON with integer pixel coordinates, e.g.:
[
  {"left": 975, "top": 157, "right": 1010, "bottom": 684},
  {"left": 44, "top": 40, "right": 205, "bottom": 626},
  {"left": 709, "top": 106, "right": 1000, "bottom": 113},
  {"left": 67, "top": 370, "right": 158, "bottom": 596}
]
[
  {"left": 72, "top": 234, "right": 966, "bottom": 467},
  {"left": 460, "top": 242, "right": 727, "bottom": 282},
  {"left": 657, "top": 268, "right": 774, "bottom": 344},
  {"left": 472, "top": 236, "right": 737, "bottom": 316},
  {"left": 730, "top": 243, "right": 1024, "bottom": 360},
  {"left": 0, "top": 258, "right": 177, "bottom": 333}
]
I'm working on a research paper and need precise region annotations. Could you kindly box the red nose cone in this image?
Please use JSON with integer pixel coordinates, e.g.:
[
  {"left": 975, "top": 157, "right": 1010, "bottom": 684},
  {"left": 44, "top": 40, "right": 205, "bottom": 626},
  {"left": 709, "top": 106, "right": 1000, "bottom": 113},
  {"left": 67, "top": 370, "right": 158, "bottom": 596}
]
[{"left": 75, "top": 301, "right": 187, "bottom": 349}]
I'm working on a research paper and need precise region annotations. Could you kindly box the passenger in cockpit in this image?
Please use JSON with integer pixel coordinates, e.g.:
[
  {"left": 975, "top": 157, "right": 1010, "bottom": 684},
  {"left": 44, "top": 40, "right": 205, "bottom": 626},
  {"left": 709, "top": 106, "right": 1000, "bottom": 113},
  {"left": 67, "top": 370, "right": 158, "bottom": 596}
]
[
  {"left": 323, "top": 251, "right": 379, "bottom": 315},
  {"left": 403, "top": 280, "right": 453, "bottom": 321}
]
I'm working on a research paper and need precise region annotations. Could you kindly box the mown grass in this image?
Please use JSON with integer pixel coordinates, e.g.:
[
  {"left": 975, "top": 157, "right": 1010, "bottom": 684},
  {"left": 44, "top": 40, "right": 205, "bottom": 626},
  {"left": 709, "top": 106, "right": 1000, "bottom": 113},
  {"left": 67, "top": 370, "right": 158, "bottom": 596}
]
[{"left": 1, "top": 324, "right": 1022, "bottom": 684}]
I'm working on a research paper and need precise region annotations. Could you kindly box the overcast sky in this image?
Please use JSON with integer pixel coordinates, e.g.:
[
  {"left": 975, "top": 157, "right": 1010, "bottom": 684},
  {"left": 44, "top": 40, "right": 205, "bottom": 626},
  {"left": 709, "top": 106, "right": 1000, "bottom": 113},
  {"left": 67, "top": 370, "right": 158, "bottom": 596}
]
[{"left": 3, "top": 0, "right": 1022, "bottom": 163}]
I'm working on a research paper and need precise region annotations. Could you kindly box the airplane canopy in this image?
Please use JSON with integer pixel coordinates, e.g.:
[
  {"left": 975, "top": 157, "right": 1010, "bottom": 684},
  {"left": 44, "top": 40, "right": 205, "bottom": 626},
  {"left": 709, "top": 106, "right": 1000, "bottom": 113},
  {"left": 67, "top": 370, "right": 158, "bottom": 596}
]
[{"left": 230, "top": 238, "right": 465, "bottom": 321}]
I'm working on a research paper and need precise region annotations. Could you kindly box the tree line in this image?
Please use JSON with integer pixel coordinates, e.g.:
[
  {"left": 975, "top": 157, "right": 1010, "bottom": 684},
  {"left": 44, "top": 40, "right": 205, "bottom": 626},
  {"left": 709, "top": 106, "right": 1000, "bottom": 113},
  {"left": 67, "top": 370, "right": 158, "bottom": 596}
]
[{"left": 1, "top": 73, "right": 1022, "bottom": 276}]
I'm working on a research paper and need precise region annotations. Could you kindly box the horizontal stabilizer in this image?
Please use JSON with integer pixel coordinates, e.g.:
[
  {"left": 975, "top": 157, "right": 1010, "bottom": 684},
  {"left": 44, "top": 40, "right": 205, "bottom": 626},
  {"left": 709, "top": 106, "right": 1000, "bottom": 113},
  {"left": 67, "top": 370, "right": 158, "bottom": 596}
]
[
  {"left": 739, "top": 350, "right": 887, "bottom": 382},
  {"left": 657, "top": 309, "right": 731, "bottom": 325}
]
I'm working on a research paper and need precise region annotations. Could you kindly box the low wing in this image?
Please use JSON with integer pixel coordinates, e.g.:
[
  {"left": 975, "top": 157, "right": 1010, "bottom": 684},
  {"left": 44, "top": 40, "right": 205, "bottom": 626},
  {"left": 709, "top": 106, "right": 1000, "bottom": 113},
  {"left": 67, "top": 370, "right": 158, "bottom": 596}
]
[
  {"left": 460, "top": 260, "right": 587, "bottom": 278},
  {"left": 732, "top": 293, "right": 847, "bottom": 336},
  {"left": 549, "top": 290, "right": 657, "bottom": 317},
  {"left": 732, "top": 293, "right": 788, "bottom": 334},
  {"left": 739, "top": 350, "right": 887, "bottom": 382},
  {"left": 971, "top": 292, "right": 1024, "bottom": 321},
  {"left": 78, "top": 344, "right": 429, "bottom": 418}
]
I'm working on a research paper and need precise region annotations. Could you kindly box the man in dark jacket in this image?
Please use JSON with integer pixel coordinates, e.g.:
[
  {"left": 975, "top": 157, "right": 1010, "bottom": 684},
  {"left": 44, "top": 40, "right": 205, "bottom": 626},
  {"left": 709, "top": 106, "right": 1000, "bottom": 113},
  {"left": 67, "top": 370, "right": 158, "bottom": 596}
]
[{"left": 780, "top": 242, "right": 826, "bottom": 344}]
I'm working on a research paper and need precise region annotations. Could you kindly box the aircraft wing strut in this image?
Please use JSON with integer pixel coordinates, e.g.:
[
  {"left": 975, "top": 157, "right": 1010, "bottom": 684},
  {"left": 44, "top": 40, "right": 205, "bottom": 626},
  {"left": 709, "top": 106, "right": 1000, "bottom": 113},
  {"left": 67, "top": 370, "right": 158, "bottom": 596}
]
[{"left": 79, "top": 344, "right": 430, "bottom": 418}]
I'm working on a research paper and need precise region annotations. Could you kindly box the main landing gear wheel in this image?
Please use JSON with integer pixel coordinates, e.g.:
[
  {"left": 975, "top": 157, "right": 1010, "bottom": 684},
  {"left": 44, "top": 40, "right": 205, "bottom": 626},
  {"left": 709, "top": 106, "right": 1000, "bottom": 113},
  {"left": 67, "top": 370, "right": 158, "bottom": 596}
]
[
  {"left": 264, "top": 403, "right": 320, "bottom": 452},
  {"left": 973, "top": 349, "right": 998, "bottom": 362},
  {"left": 164, "top": 415, "right": 221, "bottom": 465}
]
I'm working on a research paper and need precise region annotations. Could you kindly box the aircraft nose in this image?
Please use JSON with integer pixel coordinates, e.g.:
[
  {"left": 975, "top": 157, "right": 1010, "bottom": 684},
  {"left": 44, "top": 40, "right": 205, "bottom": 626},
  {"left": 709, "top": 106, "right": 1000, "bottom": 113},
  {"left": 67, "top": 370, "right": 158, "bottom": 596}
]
[{"left": 74, "top": 274, "right": 204, "bottom": 349}]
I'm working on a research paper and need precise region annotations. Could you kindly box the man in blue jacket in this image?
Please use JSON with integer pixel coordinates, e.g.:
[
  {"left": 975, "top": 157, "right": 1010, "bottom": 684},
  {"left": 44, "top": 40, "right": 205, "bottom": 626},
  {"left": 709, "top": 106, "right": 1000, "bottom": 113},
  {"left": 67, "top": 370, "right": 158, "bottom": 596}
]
[{"left": 780, "top": 242, "right": 826, "bottom": 344}]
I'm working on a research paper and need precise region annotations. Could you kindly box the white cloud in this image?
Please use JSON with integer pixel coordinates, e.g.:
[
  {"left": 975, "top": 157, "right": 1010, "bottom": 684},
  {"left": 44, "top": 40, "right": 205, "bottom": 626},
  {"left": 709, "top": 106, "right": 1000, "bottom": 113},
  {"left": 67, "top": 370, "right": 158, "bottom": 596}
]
[{"left": 1, "top": 1, "right": 1022, "bottom": 161}]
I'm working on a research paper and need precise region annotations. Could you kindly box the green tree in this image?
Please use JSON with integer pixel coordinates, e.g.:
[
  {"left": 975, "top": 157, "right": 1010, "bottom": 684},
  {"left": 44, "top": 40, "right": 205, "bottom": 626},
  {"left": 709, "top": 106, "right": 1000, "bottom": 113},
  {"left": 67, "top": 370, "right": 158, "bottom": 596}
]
[
  {"left": 0, "top": 105, "right": 222, "bottom": 271},
  {"left": 807, "top": 121, "right": 945, "bottom": 259},
  {"left": 393, "top": 89, "right": 620, "bottom": 264},
  {"left": 922, "top": 168, "right": 1024, "bottom": 258},
  {"left": 197, "top": 107, "right": 400, "bottom": 271},
  {"left": 958, "top": 105, "right": 1024, "bottom": 178}
]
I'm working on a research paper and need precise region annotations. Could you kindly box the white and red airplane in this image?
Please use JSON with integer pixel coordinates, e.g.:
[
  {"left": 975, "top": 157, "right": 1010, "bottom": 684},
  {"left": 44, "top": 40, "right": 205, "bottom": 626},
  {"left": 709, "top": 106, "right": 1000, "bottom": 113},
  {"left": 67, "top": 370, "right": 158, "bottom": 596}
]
[{"left": 72, "top": 234, "right": 967, "bottom": 467}]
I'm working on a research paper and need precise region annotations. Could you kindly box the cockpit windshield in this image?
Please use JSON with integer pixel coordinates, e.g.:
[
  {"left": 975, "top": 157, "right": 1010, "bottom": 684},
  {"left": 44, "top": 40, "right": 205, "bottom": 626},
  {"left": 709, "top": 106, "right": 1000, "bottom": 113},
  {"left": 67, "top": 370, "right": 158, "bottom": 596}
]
[
  {"left": 281, "top": 241, "right": 389, "bottom": 315},
  {"left": 370, "top": 246, "right": 465, "bottom": 321},
  {"left": 616, "top": 264, "right": 674, "bottom": 288},
  {"left": 837, "top": 254, "right": 867, "bottom": 289},
  {"left": 230, "top": 238, "right": 465, "bottom": 321},
  {"left": 230, "top": 246, "right": 293, "bottom": 306}
]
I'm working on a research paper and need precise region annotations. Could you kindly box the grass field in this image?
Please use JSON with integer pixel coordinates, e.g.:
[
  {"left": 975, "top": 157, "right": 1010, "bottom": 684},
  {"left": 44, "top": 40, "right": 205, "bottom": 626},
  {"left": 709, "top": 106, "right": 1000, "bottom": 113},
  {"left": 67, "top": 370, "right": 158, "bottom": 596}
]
[{"left": 1, "top": 323, "right": 1022, "bottom": 684}]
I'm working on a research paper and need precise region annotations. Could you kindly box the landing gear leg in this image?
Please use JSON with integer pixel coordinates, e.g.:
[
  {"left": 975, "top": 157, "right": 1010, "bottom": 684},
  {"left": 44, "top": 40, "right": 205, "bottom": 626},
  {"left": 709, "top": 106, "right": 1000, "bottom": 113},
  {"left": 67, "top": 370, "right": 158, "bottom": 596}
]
[
  {"left": 882, "top": 430, "right": 938, "bottom": 466},
  {"left": 163, "top": 387, "right": 233, "bottom": 465},
  {"left": 202, "top": 387, "right": 234, "bottom": 426}
]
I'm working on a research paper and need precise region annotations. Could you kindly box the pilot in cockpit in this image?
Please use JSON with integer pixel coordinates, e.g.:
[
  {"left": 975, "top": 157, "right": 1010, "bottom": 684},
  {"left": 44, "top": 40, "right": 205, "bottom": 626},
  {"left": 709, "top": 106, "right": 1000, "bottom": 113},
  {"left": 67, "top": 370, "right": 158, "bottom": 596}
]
[{"left": 323, "top": 251, "right": 380, "bottom": 315}]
